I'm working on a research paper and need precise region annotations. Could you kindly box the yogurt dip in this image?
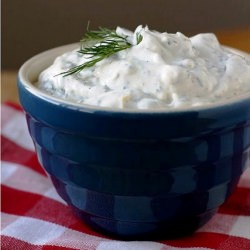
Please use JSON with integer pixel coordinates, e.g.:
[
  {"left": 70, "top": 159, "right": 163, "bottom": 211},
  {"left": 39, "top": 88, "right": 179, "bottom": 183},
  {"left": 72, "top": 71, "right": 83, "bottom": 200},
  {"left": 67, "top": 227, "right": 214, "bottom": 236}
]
[{"left": 38, "top": 25, "right": 250, "bottom": 109}]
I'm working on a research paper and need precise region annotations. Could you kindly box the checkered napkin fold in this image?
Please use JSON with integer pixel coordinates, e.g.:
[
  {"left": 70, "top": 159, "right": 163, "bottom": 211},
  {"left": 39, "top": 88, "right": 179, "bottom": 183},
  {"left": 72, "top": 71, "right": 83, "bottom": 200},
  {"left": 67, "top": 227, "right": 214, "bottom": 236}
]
[{"left": 1, "top": 103, "right": 250, "bottom": 250}]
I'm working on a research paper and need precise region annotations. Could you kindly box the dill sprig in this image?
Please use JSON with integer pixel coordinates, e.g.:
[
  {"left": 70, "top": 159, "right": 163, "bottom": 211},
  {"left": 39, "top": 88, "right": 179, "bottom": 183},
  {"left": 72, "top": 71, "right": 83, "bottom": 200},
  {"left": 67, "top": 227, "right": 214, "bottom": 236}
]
[{"left": 59, "top": 26, "right": 143, "bottom": 76}]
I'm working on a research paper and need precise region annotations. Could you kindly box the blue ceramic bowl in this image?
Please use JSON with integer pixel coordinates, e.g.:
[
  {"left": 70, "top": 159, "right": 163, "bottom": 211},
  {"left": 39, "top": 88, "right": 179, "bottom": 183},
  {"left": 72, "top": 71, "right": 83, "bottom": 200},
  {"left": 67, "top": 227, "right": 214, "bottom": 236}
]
[{"left": 17, "top": 44, "right": 250, "bottom": 239}]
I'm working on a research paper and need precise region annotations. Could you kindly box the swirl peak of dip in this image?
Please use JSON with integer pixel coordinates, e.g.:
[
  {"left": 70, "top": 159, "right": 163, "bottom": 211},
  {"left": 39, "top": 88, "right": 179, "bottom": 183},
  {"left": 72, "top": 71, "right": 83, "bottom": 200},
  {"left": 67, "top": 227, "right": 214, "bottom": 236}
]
[{"left": 38, "top": 25, "right": 250, "bottom": 109}]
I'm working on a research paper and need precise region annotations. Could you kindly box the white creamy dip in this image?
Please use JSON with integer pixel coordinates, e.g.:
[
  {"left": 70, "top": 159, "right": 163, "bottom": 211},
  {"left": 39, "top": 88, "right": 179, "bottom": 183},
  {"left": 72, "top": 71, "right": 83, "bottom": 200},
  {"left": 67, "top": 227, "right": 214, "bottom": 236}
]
[{"left": 38, "top": 26, "right": 250, "bottom": 109}]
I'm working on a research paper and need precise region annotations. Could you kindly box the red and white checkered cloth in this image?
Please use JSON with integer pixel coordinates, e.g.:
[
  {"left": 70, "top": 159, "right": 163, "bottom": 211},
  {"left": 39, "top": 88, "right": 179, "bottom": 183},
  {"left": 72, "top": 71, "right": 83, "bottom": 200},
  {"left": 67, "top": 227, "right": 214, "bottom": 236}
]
[{"left": 1, "top": 102, "right": 250, "bottom": 250}]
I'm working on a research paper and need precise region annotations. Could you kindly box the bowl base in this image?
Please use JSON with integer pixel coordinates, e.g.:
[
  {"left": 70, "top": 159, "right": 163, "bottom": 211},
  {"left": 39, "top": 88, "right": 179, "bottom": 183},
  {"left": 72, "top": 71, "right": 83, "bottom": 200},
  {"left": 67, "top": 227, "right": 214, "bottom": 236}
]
[{"left": 72, "top": 207, "right": 217, "bottom": 240}]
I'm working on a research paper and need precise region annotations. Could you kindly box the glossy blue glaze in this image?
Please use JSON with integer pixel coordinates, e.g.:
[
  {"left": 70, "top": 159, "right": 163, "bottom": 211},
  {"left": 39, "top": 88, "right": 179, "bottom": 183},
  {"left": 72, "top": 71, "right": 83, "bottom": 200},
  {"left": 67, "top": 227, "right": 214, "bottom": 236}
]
[{"left": 17, "top": 74, "right": 250, "bottom": 238}]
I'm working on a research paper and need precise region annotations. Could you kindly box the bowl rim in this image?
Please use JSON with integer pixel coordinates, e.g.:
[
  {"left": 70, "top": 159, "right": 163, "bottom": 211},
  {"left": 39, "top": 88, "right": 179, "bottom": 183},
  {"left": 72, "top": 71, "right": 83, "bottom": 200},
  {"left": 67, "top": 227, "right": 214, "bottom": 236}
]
[{"left": 18, "top": 43, "right": 250, "bottom": 114}]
